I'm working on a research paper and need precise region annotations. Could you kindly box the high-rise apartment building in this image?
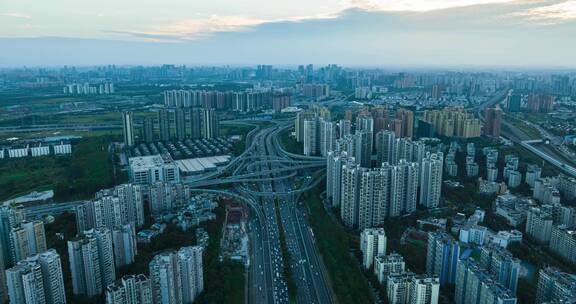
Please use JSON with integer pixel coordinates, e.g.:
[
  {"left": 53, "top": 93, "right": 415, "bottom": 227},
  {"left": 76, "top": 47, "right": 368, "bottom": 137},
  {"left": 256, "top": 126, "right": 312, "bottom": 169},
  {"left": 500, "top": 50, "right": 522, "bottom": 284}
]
[
  {"left": 410, "top": 276, "right": 440, "bottom": 304},
  {"left": 355, "top": 130, "right": 373, "bottom": 168},
  {"left": 479, "top": 243, "right": 520, "bottom": 293},
  {"left": 295, "top": 111, "right": 317, "bottom": 142},
  {"left": 426, "top": 232, "right": 460, "bottom": 286},
  {"left": 105, "top": 274, "right": 153, "bottom": 304},
  {"left": 76, "top": 183, "right": 145, "bottom": 232},
  {"left": 423, "top": 107, "right": 482, "bottom": 138},
  {"left": 431, "top": 85, "right": 442, "bottom": 100},
  {"left": 320, "top": 120, "right": 336, "bottom": 157},
  {"left": 389, "top": 160, "right": 419, "bottom": 217},
  {"left": 303, "top": 119, "right": 318, "bottom": 156},
  {"left": 68, "top": 228, "right": 116, "bottom": 297},
  {"left": 6, "top": 249, "right": 66, "bottom": 304},
  {"left": 535, "top": 267, "right": 576, "bottom": 304},
  {"left": 455, "top": 259, "right": 517, "bottom": 304},
  {"left": 419, "top": 152, "right": 444, "bottom": 209},
  {"left": 326, "top": 151, "right": 353, "bottom": 208},
  {"left": 393, "top": 108, "right": 414, "bottom": 138},
  {"left": 202, "top": 109, "right": 219, "bottom": 139},
  {"left": 189, "top": 108, "right": 203, "bottom": 139},
  {"left": 549, "top": 225, "right": 576, "bottom": 265},
  {"left": 175, "top": 108, "right": 187, "bottom": 140},
  {"left": 339, "top": 159, "right": 419, "bottom": 228},
  {"left": 340, "top": 161, "right": 362, "bottom": 228},
  {"left": 339, "top": 119, "right": 352, "bottom": 138},
  {"left": 360, "top": 228, "right": 387, "bottom": 270},
  {"left": 149, "top": 252, "right": 181, "bottom": 304},
  {"left": 525, "top": 207, "right": 554, "bottom": 244},
  {"left": 112, "top": 224, "right": 138, "bottom": 269},
  {"left": 149, "top": 246, "right": 204, "bottom": 304},
  {"left": 158, "top": 109, "right": 171, "bottom": 141},
  {"left": 358, "top": 167, "right": 390, "bottom": 229},
  {"left": 376, "top": 130, "right": 396, "bottom": 165},
  {"left": 387, "top": 272, "right": 440, "bottom": 304},
  {"left": 122, "top": 111, "right": 135, "bottom": 147},
  {"left": 484, "top": 107, "right": 502, "bottom": 138},
  {"left": 11, "top": 220, "right": 47, "bottom": 263},
  {"left": 374, "top": 253, "right": 405, "bottom": 284},
  {"left": 177, "top": 246, "right": 204, "bottom": 303},
  {"left": 142, "top": 117, "right": 155, "bottom": 143}
]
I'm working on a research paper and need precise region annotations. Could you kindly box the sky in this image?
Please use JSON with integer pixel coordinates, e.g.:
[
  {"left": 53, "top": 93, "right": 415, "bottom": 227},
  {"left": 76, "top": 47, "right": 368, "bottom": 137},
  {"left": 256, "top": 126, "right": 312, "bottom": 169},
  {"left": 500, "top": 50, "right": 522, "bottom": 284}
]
[{"left": 1, "top": 0, "right": 576, "bottom": 67}]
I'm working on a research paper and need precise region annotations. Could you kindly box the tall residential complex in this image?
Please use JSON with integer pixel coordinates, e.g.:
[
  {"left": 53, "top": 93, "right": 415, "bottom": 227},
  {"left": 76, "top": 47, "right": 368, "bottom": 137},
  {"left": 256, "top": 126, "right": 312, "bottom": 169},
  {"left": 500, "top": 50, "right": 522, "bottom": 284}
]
[
  {"left": 10, "top": 220, "right": 47, "bottom": 264},
  {"left": 326, "top": 151, "right": 352, "bottom": 208},
  {"left": 535, "top": 267, "right": 576, "bottom": 304},
  {"left": 484, "top": 107, "right": 502, "bottom": 138},
  {"left": 158, "top": 109, "right": 171, "bottom": 141},
  {"left": 142, "top": 117, "right": 155, "bottom": 143},
  {"left": 112, "top": 224, "right": 138, "bottom": 269},
  {"left": 423, "top": 107, "right": 482, "bottom": 138},
  {"left": 0, "top": 205, "right": 25, "bottom": 303},
  {"left": 393, "top": 108, "right": 414, "bottom": 138},
  {"left": 68, "top": 228, "right": 116, "bottom": 297},
  {"left": 549, "top": 225, "right": 576, "bottom": 265},
  {"left": 76, "top": 183, "right": 145, "bottom": 232},
  {"left": 175, "top": 108, "right": 187, "bottom": 140},
  {"left": 426, "top": 232, "right": 460, "bottom": 286},
  {"left": 105, "top": 274, "right": 153, "bottom": 304},
  {"left": 376, "top": 130, "right": 396, "bottom": 165},
  {"left": 374, "top": 253, "right": 405, "bottom": 284},
  {"left": 202, "top": 108, "right": 220, "bottom": 139},
  {"left": 339, "top": 159, "right": 419, "bottom": 228},
  {"left": 355, "top": 130, "right": 373, "bottom": 168},
  {"left": 5, "top": 249, "right": 66, "bottom": 304},
  {"left": 122, "top": 111, "right": 135, "bottom": 147},
  {"left": 479, "top": 243, "right": 520, "bottom": 293},
  {"left": 149, "top": 246, "right": 204, "bottom": 304},
  {"left": 387, "top": 272, "right": 440, "bottom": 304},
  {"left": 303, "top": 116, "right": 336, "bottom": 157},
  {"left": 419, "top": 152, "right": 444, "bottom": 209},
  {"left": 455, "top": 259, "right": 517, "bottom": 304},
  {"left": 360, "top": 228, "right": 387, "bottom": 269},
  {"left": 295, "top": 107, "right": 331, "bottom": 142},
  {"left": 525, "top": 207, "right": 554, "bottom": 244}
]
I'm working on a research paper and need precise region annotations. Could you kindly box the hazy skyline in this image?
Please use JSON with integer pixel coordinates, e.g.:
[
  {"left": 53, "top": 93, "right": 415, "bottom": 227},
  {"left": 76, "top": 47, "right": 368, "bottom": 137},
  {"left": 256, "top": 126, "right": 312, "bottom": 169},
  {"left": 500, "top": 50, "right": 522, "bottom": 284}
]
[{"left": 1, "top": 0, "right": 575, "bottom": 67}]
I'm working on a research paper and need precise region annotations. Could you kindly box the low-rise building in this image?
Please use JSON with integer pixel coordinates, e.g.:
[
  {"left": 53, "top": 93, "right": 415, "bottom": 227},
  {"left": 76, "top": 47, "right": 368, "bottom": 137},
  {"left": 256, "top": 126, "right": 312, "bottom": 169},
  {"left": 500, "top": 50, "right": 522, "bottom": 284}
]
[{"left": 129, "top": 154, "right": 180, "bottom": 185}]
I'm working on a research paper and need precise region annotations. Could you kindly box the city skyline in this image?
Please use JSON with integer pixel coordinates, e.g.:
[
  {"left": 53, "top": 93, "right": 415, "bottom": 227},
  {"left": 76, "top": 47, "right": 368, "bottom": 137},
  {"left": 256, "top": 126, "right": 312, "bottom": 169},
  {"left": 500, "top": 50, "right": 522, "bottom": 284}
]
[{"left": 1, "top": 0, "right": 576, "bottom": 66}]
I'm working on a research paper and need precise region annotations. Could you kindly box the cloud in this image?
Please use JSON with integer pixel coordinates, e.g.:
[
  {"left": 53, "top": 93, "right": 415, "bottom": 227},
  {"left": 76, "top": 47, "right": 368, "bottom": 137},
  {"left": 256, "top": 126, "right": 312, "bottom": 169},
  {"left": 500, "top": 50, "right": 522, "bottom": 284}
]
[
  {"left": 0, "top": 12, "right": 32, "bottom": 19},
  {"left": 513, "top": 0, "right": 576, "bottom": 24},
  {"left": 347, "top": 0, "right": 515, "bottom": 12},
  {"left": 111, "top": 13, "right": 339, "bottom": 42}
]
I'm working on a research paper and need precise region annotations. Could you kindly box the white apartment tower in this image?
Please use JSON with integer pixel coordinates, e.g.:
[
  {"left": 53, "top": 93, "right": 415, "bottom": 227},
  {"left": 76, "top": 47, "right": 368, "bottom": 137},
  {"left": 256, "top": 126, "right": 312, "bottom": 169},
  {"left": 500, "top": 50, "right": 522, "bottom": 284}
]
[
  {"left": 419, "top": 152, "right": 444, "bottom": 209},
  {"left": 360, "top": 228, "right": 387, "bottom": 270}
]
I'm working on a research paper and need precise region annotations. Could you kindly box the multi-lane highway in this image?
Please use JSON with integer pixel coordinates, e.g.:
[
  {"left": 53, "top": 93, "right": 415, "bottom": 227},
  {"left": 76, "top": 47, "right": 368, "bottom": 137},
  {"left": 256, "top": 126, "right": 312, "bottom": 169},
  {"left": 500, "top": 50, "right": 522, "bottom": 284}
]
[{"left": 230, "top": 123, "right": 333, "bottom": 304}]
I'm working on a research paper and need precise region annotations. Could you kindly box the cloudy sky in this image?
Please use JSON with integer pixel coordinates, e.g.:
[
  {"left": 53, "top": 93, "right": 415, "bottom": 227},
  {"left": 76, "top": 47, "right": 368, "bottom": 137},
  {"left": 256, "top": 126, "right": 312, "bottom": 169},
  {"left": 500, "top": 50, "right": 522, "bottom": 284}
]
[{"left": 1, "top": 0, "right": 575, "bottom": 67}]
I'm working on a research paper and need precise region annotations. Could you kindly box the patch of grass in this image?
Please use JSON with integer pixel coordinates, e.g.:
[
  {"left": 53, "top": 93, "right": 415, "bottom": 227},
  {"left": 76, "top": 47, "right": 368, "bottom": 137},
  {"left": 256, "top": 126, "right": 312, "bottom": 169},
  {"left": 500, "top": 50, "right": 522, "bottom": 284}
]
[
  {"left": 303, "top": 185, "right": 372, "bottom": 304},
  {"left": 0, "top": 136, "right": 117, "bottom": 202},
  {"left": 279, "top": 127, "right": 303, "bottom": 155}
]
